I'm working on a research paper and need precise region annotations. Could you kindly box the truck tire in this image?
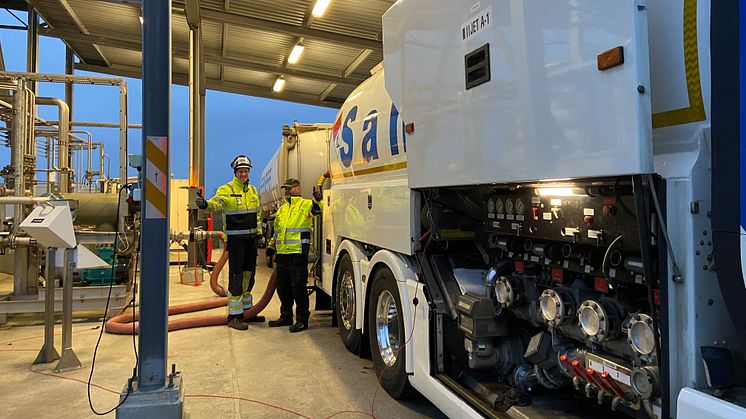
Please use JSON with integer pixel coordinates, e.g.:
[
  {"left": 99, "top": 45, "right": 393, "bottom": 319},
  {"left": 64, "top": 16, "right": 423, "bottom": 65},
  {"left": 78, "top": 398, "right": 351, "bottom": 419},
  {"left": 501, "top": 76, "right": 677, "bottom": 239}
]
[
  {"left": 336, "top": 254, "right": 361, "bottom": 353},
  {"left": 368, "top": 267, "right": 413, "bottom": 399}
]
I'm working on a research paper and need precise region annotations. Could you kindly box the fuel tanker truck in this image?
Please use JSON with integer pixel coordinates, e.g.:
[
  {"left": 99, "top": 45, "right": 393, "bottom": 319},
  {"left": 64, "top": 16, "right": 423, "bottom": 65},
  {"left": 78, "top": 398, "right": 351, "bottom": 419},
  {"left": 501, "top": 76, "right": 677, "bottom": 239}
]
[{"left": 262, "top": 0, "right": 746, "bottom": 417}]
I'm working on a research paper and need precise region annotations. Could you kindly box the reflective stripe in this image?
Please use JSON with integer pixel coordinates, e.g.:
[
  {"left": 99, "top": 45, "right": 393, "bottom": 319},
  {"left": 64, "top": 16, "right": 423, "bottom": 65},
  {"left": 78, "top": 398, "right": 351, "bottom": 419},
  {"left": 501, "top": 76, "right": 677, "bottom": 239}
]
[
  {"left": 224, "top": 208, "right": 259, "bottom": 215},
  {"left": 226, "top": 228, "right": 258, "bottom": 235},
  {"left": 227, "top": 297, "right": 243, "bottom": 315},
  {"left": 283, "top": 227, "right": 311, "bottom": 233},
  {"left": 301, "top": 239, "right": 310, "bottom": 244},
  {"left": 277, "top": 239, "right": 302, "bottom": 245}
]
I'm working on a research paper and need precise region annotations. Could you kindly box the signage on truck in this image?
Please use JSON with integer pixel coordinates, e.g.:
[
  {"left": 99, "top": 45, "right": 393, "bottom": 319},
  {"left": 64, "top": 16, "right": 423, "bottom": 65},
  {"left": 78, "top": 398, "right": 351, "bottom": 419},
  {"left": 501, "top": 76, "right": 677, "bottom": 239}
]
[{"left": 331, "top": 101, "right": 407, "bottom": 179}]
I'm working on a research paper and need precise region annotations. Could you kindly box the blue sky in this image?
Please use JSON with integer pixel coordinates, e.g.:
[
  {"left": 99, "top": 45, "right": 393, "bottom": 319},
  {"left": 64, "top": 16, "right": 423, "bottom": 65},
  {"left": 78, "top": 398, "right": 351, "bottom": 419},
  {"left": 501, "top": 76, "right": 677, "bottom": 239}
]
[{"left": 0, "top": 10, "right": 338, "bottom": 194}]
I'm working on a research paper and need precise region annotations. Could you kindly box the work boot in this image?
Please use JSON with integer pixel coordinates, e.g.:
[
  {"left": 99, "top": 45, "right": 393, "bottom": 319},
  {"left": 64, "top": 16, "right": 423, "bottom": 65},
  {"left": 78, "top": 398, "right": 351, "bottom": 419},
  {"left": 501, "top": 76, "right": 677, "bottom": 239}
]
[
  {"left": 227, "top": 317, "right": 248, "bottom": 330},
  {"left": 243, "top": 315, "right": 266, "bottom": 323},
  {"left": 289, "top": 322, "right": 308, "bottom": 333},
  {"left": 268, "top": 317, "right": 293, "bottom": 327}
]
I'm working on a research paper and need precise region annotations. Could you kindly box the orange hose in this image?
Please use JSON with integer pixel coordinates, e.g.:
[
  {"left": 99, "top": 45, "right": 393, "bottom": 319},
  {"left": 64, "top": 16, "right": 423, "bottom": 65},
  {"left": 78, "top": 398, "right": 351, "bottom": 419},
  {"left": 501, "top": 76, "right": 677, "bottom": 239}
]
[{"left": 104, "top": 264, "right": 277, "bottom": 335}]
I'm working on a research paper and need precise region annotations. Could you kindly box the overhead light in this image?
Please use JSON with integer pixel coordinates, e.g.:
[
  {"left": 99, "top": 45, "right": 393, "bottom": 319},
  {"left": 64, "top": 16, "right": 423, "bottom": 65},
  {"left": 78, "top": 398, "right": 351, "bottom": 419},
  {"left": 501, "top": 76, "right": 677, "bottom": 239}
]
[
  {"left": 287, "top": 43, "right": 305, "bottom": 64},
  {"left": 536, "top": 187, "right": 586, "bottom": 197},
  {"left": 312, "top": 0, "right": 331, "bottom": 18},
  {"left": 139, "top": 16, "right": 144, "bottom": 24},
  {"left": 272, "top": 76, "right": 285, "bottom": 92}
]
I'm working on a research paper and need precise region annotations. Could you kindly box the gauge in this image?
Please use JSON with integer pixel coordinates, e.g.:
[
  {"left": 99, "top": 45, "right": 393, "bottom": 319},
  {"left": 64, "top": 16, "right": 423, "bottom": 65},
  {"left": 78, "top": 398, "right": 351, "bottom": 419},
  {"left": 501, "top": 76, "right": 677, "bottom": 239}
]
[
  {"left": 487, "top": 198, "right": 495, "bottom": 213},
  {"left": 505, "top": 199, "right": 514, "bottom": 215},
  {"left": 515, "top": 198, "right": 525, "bottom": 215},
  {"left": 495, "top": 198, "right": 504, "bottom": 213}
]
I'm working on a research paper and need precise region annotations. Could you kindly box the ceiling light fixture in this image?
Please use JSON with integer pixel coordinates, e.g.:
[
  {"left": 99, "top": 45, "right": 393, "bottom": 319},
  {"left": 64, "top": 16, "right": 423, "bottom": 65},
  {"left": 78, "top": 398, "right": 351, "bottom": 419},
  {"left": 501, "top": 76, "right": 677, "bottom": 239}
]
[
  {"left": 287, "top": 43, "right": 305, "bottom": 64},
  {"left": 312, "top": 0, "right": 331, "bottom": 18},
  {"left": 273, "top": 76, "right": 286, "bottom": 92}
]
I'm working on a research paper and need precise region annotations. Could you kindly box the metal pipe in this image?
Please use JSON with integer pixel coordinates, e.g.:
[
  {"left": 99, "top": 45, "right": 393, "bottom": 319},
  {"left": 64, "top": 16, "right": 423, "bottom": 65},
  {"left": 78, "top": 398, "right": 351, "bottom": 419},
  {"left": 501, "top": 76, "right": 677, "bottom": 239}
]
[
  {"left": 36, "top": 98, "right": 70, "bottom": 193},
  {"left": 69, "top": 130, "right": 93, "bottom": 178},
  {"left": 0, "top": 196, "right": 50, "bottom": 205},
  {"left": 43, "top": 121, "right": 142, "bottom": 129},
  {"left": 0, "top": 71, "right": 129, "bottom": 188},
  {"left": 119, "top": 83, "right": 128, "bottom": 186},
  {"left": 26, "top": 8, "right": 39, "bottom": 93}
]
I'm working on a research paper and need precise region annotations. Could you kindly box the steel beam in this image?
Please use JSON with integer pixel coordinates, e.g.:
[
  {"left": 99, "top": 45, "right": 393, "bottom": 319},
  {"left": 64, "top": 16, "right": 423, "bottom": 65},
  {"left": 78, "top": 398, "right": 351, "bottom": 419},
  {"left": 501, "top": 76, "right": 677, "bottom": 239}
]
[
  {"left": 47, "top": 27, "right": 366, "bottom": 86},
  {"left": 74, "top": 62, "right": 344, "bottom": 108},
  {"left": 91, "top": 0, "right": 382, "bottom": 50}
]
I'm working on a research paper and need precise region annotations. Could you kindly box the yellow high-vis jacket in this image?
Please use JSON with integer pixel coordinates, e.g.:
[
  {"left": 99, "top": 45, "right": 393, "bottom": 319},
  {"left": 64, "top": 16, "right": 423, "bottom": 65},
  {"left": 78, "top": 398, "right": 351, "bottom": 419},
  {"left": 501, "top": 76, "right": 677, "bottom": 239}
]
[
  {"left": 207, "top": 177, "right": 262, "bottom": 238},
  {"left": 269, "top": 196, "right": 322, "bottom": 254}
]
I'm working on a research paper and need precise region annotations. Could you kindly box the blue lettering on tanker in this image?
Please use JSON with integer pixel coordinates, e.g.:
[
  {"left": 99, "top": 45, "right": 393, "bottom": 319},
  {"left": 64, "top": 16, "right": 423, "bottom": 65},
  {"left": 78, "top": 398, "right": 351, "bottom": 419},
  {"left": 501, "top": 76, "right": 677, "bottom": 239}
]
[
  {"left": 333, "top": 102, "right": 407, "bottom": 170},
  {"left": 340, "top": 105, "right": 357, "bottom": 167},
  {"left": 362, "top": 110, "right": 379, "bottom": 162}
]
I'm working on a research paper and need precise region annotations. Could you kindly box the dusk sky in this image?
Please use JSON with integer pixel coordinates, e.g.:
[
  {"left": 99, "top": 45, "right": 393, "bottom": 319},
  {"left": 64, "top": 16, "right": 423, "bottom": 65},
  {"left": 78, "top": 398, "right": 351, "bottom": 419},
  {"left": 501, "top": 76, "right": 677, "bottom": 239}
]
[{"left": 0, "top": 9, "right": 339, "bottom": 195}]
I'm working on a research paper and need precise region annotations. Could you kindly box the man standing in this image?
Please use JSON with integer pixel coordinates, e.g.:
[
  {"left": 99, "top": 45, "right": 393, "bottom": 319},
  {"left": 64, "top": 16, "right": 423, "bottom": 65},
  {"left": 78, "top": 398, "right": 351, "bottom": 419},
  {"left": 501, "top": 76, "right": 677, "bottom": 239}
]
[
  {"left": 196, "top": 155, "right": 262, "bottom": 330},
  {"left": 266, "top": 178, "right": 323, "bottom": 332}
]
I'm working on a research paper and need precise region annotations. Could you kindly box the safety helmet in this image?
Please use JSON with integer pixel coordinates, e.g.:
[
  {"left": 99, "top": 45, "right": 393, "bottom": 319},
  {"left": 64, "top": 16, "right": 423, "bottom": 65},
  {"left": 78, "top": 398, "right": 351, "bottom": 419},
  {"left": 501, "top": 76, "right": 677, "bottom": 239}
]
[{"left": 230, "top": 155, "right": 252, "bottom": 172}]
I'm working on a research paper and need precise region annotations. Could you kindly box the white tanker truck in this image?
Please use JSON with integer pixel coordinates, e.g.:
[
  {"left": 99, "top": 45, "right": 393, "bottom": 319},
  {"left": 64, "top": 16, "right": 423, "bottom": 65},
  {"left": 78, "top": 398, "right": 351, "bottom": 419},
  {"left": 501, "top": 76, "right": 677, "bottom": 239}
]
[{"left": 264, "top": 1, "right": 746, "bottom": 417}]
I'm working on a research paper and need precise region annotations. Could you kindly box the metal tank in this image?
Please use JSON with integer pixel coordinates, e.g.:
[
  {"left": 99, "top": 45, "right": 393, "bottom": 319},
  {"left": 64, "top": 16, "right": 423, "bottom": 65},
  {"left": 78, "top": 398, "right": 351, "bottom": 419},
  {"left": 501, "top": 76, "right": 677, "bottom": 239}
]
[{"left": 259, "top": 122, "right": 331, "bottom": 213}]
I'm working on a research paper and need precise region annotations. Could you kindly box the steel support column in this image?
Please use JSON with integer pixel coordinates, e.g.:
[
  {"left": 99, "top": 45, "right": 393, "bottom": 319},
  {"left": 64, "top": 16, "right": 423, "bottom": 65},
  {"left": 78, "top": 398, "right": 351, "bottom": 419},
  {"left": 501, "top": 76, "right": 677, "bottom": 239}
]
[
  {"left": 117, "top": 1, "right": 184, "bottom": 416},
  {"left": 138, "top": 0, "right": 171, "bottom": 391}
]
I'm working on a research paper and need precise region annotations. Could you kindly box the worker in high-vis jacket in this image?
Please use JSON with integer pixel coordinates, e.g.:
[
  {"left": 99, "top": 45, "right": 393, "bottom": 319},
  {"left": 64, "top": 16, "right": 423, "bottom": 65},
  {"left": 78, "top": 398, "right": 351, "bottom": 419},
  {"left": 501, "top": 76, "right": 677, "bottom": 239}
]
[
  {"left": 266, "top": 178, "right": 323, "bottom": 332},
  {"left": 196, "top": 155, "right": 263, "bottom": 331}
]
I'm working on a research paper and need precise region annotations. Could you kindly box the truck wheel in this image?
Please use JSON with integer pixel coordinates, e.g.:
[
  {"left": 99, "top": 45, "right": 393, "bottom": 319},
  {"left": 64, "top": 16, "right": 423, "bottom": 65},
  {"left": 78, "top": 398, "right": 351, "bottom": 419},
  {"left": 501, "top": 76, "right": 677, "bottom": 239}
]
[
  {"left": 368, "top": 267, "right": 413, "bottom": 399},
  {"left": 336, "top": 254, "right": 361, "bottom": 353}
]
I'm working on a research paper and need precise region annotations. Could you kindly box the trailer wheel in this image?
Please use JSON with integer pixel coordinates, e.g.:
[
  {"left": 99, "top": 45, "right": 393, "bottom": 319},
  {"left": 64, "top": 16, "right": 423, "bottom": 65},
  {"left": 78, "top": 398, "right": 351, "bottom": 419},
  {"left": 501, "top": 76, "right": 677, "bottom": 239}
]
[
  {"left": 368, "top": 267, "right": 413, "bottom": 399},
  {"left": 336, "top": 254, "right": 361, "bottom": 353}
]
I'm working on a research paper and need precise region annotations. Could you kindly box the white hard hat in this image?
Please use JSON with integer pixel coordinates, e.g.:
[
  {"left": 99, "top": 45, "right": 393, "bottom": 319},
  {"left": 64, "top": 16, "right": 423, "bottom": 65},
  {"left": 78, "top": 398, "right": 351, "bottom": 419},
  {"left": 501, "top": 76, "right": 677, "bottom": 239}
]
[{"left": 230, "top": 155, "right": 252, "bottom": 172}]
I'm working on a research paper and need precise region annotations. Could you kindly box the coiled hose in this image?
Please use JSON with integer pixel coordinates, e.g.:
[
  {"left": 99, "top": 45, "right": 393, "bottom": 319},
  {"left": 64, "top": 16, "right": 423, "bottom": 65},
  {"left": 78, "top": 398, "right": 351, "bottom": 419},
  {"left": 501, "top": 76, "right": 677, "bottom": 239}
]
[{"left": 105, "top": 250, "right": 277, "bottom": 334}]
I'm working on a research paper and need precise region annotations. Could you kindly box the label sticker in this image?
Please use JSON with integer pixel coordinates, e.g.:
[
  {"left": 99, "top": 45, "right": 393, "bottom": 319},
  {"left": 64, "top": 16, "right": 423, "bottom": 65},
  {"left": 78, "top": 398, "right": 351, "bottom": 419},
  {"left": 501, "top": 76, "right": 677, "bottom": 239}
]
[
  {"left": 588, "top": 229, "right": 601, "bottom": 239},
  {"left": 531, "top": 197, "right": 540, "bottom": 204},
  {"left": 543, "top": 212, "right": 552, "bottom": 221},
  {"left": 497, "top": 214, "right": 505, "bottom": 220},
  {"left": 530, "top": 256, "right": 540, "bottom": 263},
  {"left": 492, "top": 221, "right": 500, "bottom": 228},
  {"left": 144, "top": 136, "right": 168, "bottom": 219},
  {"left": 588, "top": 358, "right": 631, "bottom": 386},
  {"left": 584, "top": 208, "right": 595, "bottom": 216},
  {"left": 516, "top": 215, "right": 525, "bottom": 221},
  {"left": 511, "top": 223, "right": 520, "bottom": 231},
  {"left": 507, "top": 215, "right": 515, "bottom": 220},
  {"left": 550, "top": 199, "right": 562, "bottom": 206},
  {"left": 488, "top": 213, "right": 494, "bottom": 219},
  {"left": 461, "top": 6, "right": 492, "bottom": 41}
]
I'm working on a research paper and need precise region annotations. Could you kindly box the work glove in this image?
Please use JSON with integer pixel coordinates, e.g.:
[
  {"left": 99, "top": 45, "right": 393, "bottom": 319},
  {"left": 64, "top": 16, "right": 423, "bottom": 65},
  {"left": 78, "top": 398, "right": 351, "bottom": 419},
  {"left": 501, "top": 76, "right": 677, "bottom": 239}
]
[
  {"left": 312, "top": 186, "right": 322, "bottom": 201},
  {"left": 266, "top": 247, "right": 275, "bottom": 257},
  {"left": 195, "top": 190, "right": 207, "bottom": 210}
]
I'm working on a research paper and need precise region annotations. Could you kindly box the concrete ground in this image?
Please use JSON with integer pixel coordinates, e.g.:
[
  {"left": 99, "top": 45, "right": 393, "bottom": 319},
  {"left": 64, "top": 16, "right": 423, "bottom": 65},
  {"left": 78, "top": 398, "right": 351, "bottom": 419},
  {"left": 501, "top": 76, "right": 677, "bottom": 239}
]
[{"left": 0, "top": 251, "right": 446, "bottom": 419}]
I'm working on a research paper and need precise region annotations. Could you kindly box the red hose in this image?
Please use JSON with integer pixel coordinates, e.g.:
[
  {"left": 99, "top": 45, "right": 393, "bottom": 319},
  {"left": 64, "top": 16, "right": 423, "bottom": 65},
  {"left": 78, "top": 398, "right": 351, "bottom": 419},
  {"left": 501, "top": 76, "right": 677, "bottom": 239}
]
[
  {"left": 105, "top": 259, "right": 277, "bottom": 335},
  {"left": 210, "top": 250, "right": 229, "bottom": 297}
]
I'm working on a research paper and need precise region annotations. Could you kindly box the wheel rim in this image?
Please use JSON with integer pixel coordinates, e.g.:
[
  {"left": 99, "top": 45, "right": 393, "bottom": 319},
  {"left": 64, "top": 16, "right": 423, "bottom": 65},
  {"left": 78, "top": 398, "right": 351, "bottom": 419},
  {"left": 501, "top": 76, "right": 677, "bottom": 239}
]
[
  {"left": 375, "top": 290, "right": 400, "bottom": 367},
  {"left": 338, "top": 270, "right": 355, "bottom": 330}
]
